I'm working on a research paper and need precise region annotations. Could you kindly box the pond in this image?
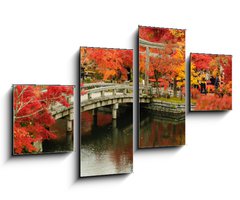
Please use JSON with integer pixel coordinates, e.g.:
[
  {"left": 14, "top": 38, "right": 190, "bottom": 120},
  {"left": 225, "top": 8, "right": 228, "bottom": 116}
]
[
  {"left": 80, "top": 104, "right": 133, "bottom": 177},
  {"left": 42, "top": 118, "right": 73, "bottom": 153},
  {"left": 139, "top": 107, "right": 185, "bottom": 148}
]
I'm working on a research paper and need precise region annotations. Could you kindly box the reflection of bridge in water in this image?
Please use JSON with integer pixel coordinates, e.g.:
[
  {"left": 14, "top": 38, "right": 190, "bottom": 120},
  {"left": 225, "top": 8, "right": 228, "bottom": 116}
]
[{"left": 80, "top": 105, "right": 133, "bottom": 177}]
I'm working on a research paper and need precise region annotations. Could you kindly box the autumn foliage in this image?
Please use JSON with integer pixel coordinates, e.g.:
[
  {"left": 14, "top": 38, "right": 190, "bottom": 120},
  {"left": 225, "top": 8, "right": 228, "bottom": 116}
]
[
  {"left": 190, "top": 53, "right": 232, "bottom": 111},
  {"left": 139, "top": 26, "right": 185, "bottom": 99},
  {"left": 139, "top": 119, "right": 185, "bottom": 148},
  {"left": 13, "top": 85, "right": 74, "bottom": 154},
  {"left": 80, "top": 47, "right": 133, "bottom": 82},
  {"left": 195, "top": 95, "right": 232, "bottom": 111}
]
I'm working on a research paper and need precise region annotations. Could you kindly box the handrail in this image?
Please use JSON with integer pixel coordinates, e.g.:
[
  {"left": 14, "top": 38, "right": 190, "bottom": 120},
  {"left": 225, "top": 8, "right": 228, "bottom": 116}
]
[
  {"left": 86, "top": 85, "right": 133, "bottom": 94},
  {"left": 81, "top": 82, "right": 116, "bottom": 89},
  {"left": 81, "top": 84, "right": 133, "bottom": 102}
]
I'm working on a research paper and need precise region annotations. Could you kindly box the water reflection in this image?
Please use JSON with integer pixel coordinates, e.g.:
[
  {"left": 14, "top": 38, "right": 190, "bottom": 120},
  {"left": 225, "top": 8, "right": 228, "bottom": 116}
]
[
  {"left": 139, "top": 109, "right": 185, "bottom": 148},
  {"left": 81, "top": 105, "right": 133, "bottom": 177},
  {"left": 42, "top": 118, "right": 73, "bottom": 153}
]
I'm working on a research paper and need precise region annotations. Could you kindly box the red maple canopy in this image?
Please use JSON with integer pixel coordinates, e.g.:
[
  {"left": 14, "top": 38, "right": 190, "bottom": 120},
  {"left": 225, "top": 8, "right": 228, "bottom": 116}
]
[
  {"left": 139, "top": 26, "right": 185, "bottom": 97},
  {"left": 13, "top": 85, "right": 73, "bottom": 154},
  {"left": 81, "top": 47, "right": 133, "bottom": 81}
]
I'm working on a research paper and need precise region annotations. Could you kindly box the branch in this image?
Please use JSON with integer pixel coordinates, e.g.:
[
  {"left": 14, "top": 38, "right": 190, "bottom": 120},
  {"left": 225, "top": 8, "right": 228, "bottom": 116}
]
[
  {"left": 39, "top": 95, "right": 71, "bottom": 107},
  {"left": 15, "top": 86, "right": 29, "bottom": 113},
  {"left": 16, "top": 97, "right": 35, "bottom": 115},
  {"left": 17, "top": 86, "right": 28, "bottom": 99},
  {"left": 15, "top": 108, "right": 44, "bottom": 119}
]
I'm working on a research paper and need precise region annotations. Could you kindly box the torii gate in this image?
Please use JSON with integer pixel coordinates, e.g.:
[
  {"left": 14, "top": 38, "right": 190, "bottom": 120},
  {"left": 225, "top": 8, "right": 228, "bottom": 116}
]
[{"left": 139, "top": 38, "right": 178, "bottom": 88}]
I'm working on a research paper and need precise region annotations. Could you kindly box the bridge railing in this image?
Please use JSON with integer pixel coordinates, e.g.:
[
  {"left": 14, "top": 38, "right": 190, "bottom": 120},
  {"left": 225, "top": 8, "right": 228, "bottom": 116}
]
[
  {"left": 139, "top": 85, "right": 183, "bottom": 98},
  {"left": 81, "top": 84, "right": 133, "bottom": 102},
  {"left": 81, "top": 82, "right": 116, "bottom": 89},
  {"left": 50, "top": 95, "right": 74, "bottom": 117},
  {"left": 139, "top": 86, "right": 153, "bottom": 96}
]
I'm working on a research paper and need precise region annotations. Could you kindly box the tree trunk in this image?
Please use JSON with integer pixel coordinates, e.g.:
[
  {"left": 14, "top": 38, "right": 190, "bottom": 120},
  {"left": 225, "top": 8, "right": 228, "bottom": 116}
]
[
  {"left": 180, "top": 87, "right": 182, "bottom": 100},
  {"left": 154, "top": 70, "right": 159, "bottom": 96},
  {"left": 173, "top": 77, "right": 177, "bottom": 98}
]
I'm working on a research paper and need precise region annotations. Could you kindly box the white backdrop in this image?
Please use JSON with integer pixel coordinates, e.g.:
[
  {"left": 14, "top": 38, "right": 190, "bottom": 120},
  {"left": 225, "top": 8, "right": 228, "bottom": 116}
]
[{"left": 0, "top": 0, "right": 240, "bottom": 200}]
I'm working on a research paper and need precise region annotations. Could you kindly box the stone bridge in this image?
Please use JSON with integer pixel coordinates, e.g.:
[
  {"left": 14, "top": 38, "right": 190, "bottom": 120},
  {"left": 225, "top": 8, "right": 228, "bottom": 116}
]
[
  {"left": 50, "top": 96, "right": 74, "bottom": 133},
  {"left": 81, "top": 83, "right": 152, "bottom": 119},
  {"left": 80, "top": 83, "right": 185, "bottom": 119},
  {"left": 33, "top": 96, "right": 74, "bottom": 152}
]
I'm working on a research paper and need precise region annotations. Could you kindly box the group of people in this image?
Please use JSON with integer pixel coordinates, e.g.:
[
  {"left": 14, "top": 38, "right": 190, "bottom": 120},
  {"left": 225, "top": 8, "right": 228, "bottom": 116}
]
[{"left": 193, "top": 70, "right": 223, "bottom": 94}]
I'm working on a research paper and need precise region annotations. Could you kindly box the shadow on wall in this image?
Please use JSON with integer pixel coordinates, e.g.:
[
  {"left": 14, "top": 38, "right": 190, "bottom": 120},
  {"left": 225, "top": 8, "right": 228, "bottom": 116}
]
[
  {"left": 131, "top": 28, "right": 139, "bottom": 153},
  {"left": 186, "top": 54, "right": 191, "bottom": 112},
  {"left": 73, "top": 172, "right": 130, "bottom": 184},
  {"left": 6, "top": 88, "right": 13, "bottom": 161},
  {"left": 72, "top": 49, "right": 80, "bottom": 183}
]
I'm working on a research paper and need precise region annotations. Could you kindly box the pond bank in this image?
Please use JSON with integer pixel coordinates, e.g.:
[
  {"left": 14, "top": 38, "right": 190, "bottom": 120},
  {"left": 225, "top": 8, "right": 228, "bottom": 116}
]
[{"left": 141, "top": 99, "right": 185, "bottom": 121}]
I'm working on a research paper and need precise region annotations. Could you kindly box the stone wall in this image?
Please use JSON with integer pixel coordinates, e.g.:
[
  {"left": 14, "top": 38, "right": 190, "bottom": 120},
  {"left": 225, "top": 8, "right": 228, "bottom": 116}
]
[{"left": 141, "top": 100, "right": 185, "bottom": 121}]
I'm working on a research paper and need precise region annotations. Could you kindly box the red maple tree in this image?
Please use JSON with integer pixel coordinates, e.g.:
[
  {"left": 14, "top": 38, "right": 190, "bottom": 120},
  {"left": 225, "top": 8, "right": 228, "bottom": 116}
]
[
  {"left": 13, "top": 85, "right": 74, "bottom": 154},
  {"left": 190, "top": 53, "right": 232, "bottom": 111},
  {"left": 80, "top": 47, "right": 133, "bottom": 82},
  {"left": 191, "top": 54, "right": 213, "bottom": 71},
  {"left": 139, "top": 26, "right": 185, "bottom": 98},
  {"left": 139, "top": 26, "right": 184, "bottom": 44}
]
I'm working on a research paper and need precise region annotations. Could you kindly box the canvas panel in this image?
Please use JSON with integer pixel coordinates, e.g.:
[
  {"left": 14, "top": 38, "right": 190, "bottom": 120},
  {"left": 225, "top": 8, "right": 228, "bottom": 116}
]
[
  {"left": 190, "top": 53, "right": 232, "bottom": 111},
  {"left": 80, "top": 47, "right": 133, "bottom": 177},
  {"left": 13, "top": 84, "right": 74, "bottom": 155},
  {"left": 138, "top": 26, "right": 186, "bottom": 148}
]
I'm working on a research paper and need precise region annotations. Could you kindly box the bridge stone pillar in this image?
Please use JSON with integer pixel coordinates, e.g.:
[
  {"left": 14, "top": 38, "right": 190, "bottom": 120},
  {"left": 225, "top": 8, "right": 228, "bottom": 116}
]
[
  {"left": 92, "top": 108, "right": 97, "bottom": 116},
  {"left": 67, "top": 119, "right": 73, "bottom": 133},
  {"left": 66, "top": 114, "right": 73, "bottom": 136},
  {"left": 112, "top": 103, "right": 119, "bottom": 119},
  {"left": 33, "top": 141, "right": 43, "bottom": 153},
  {"left": 112, "top": 119, "right": 117, "bottom": 129}
]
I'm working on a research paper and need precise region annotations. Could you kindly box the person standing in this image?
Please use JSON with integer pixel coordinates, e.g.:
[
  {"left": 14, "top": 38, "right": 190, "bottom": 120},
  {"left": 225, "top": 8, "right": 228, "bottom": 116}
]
[
  {"left": 200, "top": 72, "right": 207, "bottom": 94},
  {"left": 214, "top": 73, "right": 220, "bottom": 90}
]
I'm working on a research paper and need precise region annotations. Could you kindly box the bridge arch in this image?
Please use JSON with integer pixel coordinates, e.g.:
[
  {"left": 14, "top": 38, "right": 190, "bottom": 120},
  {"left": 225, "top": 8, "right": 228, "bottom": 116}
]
[{"left": 81, "top": 83, "right": 151, "bottom": 119}]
